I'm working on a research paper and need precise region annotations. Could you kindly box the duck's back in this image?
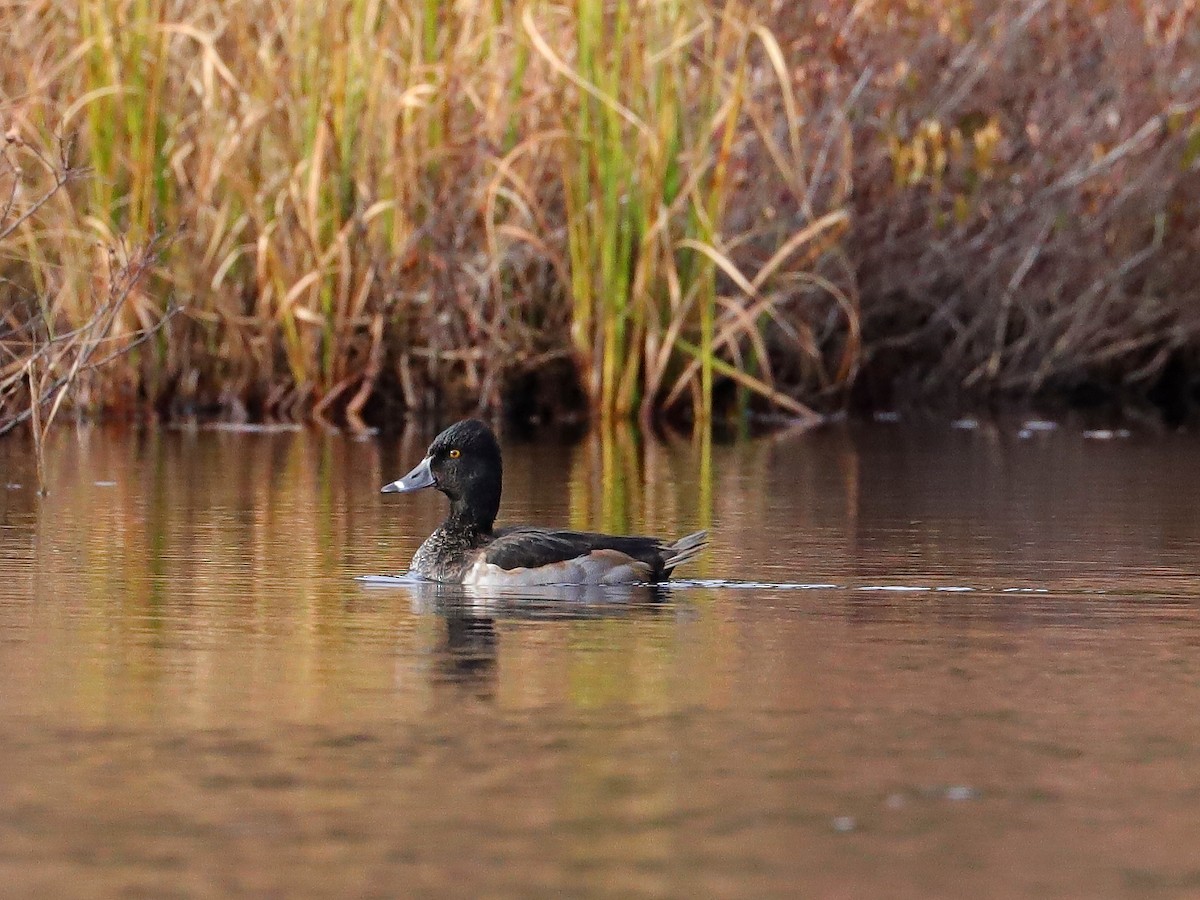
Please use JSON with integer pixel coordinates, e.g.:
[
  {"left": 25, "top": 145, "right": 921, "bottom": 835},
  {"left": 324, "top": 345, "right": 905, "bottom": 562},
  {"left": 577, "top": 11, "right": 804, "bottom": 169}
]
[{"left": 462, "top": 527, "right": 706, "bottom": 586}]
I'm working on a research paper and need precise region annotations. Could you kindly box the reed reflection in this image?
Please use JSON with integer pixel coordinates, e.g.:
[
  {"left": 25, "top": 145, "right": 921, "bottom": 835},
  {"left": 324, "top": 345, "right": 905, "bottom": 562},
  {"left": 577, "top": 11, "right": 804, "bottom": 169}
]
[{"left": 567, "top": 423, "right": 713, "bottom": 542}]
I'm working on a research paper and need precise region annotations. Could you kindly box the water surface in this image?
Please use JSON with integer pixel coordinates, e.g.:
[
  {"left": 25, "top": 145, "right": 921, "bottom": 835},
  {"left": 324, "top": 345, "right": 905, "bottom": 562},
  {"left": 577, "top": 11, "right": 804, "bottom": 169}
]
[{"left": 2, "top": 421, "right": 1200, "bottom": 897}]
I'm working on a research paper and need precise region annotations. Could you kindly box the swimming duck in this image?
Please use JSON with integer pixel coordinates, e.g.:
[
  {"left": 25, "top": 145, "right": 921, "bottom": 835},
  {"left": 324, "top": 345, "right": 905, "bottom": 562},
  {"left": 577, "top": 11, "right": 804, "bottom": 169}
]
[{"left": 381, "top": 419, "right": 708, "bottom": 585}]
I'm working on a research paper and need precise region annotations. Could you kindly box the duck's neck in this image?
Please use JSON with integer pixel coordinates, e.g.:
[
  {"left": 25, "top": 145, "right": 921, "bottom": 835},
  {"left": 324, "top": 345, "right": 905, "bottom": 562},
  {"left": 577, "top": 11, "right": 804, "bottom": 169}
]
[{"left": 444, "top": 495, "right": 496, "bottom": 537}]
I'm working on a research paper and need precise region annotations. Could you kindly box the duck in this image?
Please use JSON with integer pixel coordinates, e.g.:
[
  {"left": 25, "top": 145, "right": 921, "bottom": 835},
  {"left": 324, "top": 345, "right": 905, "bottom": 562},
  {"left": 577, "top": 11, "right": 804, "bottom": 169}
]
[{"left": 381, "top": 419, "right": 708, "bottom": 586}]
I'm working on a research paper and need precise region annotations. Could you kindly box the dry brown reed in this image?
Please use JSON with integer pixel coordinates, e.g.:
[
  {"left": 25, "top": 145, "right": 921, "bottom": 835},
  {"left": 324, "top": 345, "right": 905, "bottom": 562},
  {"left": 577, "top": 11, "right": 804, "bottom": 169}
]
[
  {"left": 835, "top": 0, "right": 1200, "bottom": 408},
  {"left": 1, "top": 0, "right": 1198, "bottom": 429}
]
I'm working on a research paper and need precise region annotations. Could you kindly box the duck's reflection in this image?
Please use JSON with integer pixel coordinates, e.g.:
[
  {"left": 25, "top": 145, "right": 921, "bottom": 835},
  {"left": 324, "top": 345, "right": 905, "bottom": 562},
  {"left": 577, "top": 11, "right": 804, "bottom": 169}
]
[
  {"left": 384, "top": 578, "right": 672, "bottom": 695},
  {"left": 436, "top": 613, "right": 498, "bottom": 692}
]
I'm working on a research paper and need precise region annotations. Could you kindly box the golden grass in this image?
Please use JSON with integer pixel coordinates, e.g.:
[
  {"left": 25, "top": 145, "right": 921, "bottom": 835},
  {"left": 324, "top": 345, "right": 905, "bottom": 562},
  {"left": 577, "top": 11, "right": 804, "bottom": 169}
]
[
  {"left": 1, "top": 0, "right": 1198, "bottom": 429},
  {"left": 1, "top": 0, "right": 856, "bottom": 428}
]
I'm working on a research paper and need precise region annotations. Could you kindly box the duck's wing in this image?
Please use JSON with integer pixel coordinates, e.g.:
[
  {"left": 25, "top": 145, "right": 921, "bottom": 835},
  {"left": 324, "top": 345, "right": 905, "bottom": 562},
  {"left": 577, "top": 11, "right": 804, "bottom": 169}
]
[{"left": 484, "top": 527, "right": 662, "bottom": 569}]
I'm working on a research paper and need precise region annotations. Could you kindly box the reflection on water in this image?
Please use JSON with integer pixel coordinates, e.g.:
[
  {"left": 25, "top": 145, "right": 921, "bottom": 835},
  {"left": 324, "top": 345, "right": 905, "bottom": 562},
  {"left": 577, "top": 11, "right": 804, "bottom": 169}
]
[{"left": 2, "top": 421, "right": 1200, "bottom": 896}]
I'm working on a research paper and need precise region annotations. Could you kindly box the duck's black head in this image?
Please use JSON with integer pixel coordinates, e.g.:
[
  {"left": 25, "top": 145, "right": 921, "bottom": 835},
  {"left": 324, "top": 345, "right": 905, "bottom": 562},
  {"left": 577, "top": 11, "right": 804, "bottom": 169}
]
[{"left": 381, "top": 419, "right": 503, "bottom": 532}]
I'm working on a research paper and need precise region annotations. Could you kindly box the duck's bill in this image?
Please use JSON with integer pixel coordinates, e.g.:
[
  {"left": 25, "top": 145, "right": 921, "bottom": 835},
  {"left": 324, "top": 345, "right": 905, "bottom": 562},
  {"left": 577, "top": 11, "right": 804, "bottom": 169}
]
[{"left": 381, "top": 456, "right": 435, "bottom": 493}]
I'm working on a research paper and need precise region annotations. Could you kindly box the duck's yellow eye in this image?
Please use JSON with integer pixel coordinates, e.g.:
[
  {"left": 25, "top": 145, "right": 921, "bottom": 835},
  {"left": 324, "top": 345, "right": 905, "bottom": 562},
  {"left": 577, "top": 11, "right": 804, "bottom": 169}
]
[{"left": 449, "top": 448, "right": 461, "bottom": 459}]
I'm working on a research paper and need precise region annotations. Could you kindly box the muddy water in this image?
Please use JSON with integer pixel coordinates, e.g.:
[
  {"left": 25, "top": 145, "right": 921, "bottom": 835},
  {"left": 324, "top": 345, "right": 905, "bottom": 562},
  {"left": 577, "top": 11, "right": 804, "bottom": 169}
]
[{"left": 2, "top": 421, "right": 1200, "bottom": 897}]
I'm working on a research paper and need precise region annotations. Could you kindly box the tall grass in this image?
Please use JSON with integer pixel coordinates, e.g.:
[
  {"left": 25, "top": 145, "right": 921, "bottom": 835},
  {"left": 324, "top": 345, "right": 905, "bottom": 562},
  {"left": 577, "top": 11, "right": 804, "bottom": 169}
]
[
  {"left": 1, "top": 0, "right": 855, "bottom": 427},
  {"left": 519, "top": 0, "right": 850, "bottom": 423},
  {"left": 1, "top": 0, "right": 1197, "bottom": 428}
]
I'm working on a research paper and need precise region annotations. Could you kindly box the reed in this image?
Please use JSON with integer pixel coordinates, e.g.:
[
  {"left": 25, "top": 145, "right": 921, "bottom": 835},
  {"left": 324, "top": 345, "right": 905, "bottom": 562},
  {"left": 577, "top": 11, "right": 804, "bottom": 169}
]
[
  {"left": 514, "top": 0, "right": 850, "bottom": 425},
  {"left": 1, "top": 0, "right": 1196, "bottom": 429}
]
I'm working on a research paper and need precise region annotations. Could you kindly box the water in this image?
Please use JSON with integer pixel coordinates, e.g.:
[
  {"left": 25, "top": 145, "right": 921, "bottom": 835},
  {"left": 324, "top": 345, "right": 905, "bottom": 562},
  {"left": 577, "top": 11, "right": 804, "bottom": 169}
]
[{"left": 2, "top": 421, "right": 1200, "bottom": 897}]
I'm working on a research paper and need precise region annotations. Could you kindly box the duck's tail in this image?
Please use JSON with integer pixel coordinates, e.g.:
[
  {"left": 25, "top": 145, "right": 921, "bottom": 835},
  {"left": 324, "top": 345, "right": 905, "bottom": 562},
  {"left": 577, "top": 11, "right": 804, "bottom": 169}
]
[{"left": 662, "top": 530, "right": 708, "bottom": 574}]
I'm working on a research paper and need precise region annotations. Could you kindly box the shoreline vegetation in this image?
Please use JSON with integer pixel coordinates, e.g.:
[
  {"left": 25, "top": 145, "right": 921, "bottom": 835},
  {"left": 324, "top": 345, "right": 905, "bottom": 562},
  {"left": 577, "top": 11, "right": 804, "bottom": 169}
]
[{"left": 2, "top": 0, "right": 1198, "bottom": 436}]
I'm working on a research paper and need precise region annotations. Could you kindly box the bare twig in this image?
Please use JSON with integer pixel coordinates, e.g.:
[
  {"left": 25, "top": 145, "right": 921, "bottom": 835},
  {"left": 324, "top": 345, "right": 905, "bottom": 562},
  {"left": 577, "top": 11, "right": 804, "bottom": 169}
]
[
  {"left": 0, "top": 136, "right": 177, "bottom": 480},
  {"left": 0, "top": 301, "right": 179, "bottom": 438},
  {"left": 0, "top": 136, "right": 87, "bottom": 242}
]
